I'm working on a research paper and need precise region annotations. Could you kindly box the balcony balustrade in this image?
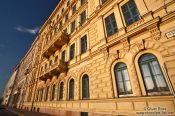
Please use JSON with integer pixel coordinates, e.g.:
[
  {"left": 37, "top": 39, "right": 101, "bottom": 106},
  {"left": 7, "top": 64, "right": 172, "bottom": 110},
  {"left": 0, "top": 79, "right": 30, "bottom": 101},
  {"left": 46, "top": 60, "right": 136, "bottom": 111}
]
[
  {"left": 39, "top": 60, "right": 67, "bottom": 81},
  {"left": 43, "top": 31, "right": 69, "bottom": 59}
]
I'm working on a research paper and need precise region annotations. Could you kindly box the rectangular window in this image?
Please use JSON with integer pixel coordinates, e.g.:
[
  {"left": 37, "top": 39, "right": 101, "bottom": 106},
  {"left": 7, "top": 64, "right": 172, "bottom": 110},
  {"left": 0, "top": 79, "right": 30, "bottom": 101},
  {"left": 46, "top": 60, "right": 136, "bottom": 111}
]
[
  {"left": 72, "top": 5, "right": 76, "bottom": 15},
  {"left": 41, "top": 67, "right": 43, "bottom": 72},
  {"left": 49, "top": 60, "right": 52, "bottom": 66},
  {"left": 59, "top": 20, "right": 62, "bottom": 28},
  {"left": 65, "top": 14, "right": 68, "bottom": 22},
  {"left": 67, "top": 0, "right": 70, "bottom": 6},
  {"left": 71, "top": 20, "right": 76, "bottom": 33},
  {"left": 54, "top": 55, "right": 58, "bottom": 63},
  {"left": 80, "top": 0, "right": 85, "bottom": 6},
  {"left": 101, "top": 0, "right": 107, "bottom": 4},
  {"left": 62, "top": 50, "right": 66, "bottom": 61},
  {"left": 70, "top": 43, "right": 75, "bottom": 60},
  {"left": 121, "top": 0, "right": 140, "bottom": 26},
  {"left": 105, "top": 13, "right": 118, "bottom": 37},
  {"left": 80, "top": 11, "right": 86, "bottom": 25},
  {"left": 63, "top": 28, "right": 68, "bottom": 34},
  {"left": 81, "top": 35, "right": 87, "bottom": 54},
  {"left": 81, "top": 112, "right": 88, "bottom": 116},
  {"left": 45, "top": 64, "right": 47, "bottom": 69}
]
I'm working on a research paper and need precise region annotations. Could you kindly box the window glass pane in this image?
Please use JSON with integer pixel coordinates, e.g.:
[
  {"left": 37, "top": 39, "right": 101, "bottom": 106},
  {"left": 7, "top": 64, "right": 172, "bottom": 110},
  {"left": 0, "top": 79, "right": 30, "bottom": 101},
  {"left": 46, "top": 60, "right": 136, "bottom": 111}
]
[
  {"left": 140, "top": 64, "right": 155, "bottom": 91},
  {"left": 81, "top": 35, "right": 87, "bottom": 54},
  {"left": 82, "top": 75, "right": 89, "bottom": 99},
  {"left": 141, "top": 64, "right": 151, "bottom": 77},
  {"left": 59, "top": 82, "right": 64, "bottom": 100},
  {"left": 80, "top": 0, "right": 85, "bottom": 6},
  {"left": 144, "top": 76, "right": 155, "bottom": 91},
  {"left": 81, "top": 112, "right": 88, "bottom": 116},
  {"left": 150, "top": 61, "right": 167, "bottom": 88},
  {"left": 70, "top": 44, "right": 75, "bottom": 60},
  {"left": 101, "top": 0, "right": 107, "bottom": 4},
  {"left": 105, "top": 13, "right": 118, "bottom": 37},
  {"left": 116, "top": 71, "right": 123, "bottom": 82},
  {"left": 71, "top": 21, "right": 76, "bottom": 33},
  {"left": 52, "top": 85, "right": 56, "bottom": 100},
  {"left": 54, "top": 55, "right": 58, "bottom": 63},
  {"left": 121, "top": 0, "right": 140, "bottom": 26},
  {"left": 139, "top": 54, "right": 169, "bottom": 94},
  {"left": 122, "top": 69, "right": 129, "bottom": 81},
  {"left": 80, "top": 11, "right": 86, "bottom": 25},
  {"left": 62, "top": 51, "right": 66, "bottom": 61},
  {"left": 118, "top": 82, "right": 125, "bottom": 94},
  {"left": 115, "top": 62, "right": 132, "bottom": 95},
  {"left": 125, "top": 81, "right": 132, "bottom": 93},
  {"left": 72, "top": 5, "right": 76, "bottom": 15},
  {"left": 69, "top": 79, "right": 74, "bottom": 100}
]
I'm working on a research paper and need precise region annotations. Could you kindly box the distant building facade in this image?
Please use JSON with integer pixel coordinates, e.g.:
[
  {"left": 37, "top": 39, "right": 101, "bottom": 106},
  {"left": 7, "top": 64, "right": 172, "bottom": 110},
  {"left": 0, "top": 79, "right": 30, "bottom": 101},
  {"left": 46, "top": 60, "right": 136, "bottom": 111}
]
[
  {"left": 5, "top": 0, "right": 175, "bottom": 115},
  {"left": 2, "top": 65, "right": 19, "bottom": 106}
]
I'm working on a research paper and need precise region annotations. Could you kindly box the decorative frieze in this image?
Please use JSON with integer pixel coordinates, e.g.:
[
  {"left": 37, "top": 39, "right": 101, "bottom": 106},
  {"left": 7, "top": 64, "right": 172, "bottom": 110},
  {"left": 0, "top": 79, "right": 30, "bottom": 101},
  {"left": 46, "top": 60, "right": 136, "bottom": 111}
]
[{"left": 148, "top": 24, "right": 161, "bottom": 40}]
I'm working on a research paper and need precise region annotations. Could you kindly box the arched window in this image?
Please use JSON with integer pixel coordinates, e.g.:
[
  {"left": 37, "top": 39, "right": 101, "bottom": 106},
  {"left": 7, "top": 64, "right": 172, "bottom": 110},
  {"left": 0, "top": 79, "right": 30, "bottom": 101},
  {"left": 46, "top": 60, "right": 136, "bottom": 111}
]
[
  {"left": 45, "top": 86, "right": 49, "bottom": 101},
  {"left": 52, "top": 85, "right": 56, "bottom": 100},
  {"left": 40, "top": 89, "right": 44, "bottom": 101},
  {"left": 59, "top": 82, "right": 64, "bottom": 100},
  {"left": 82, "top": 74, "right": 89, "bottom": 99},
  {"left": 114, "top": 62, "right": 132, "bottom": 96},
  {"left": 139, "top": 53, "right": 170, "bottom": 95},
  {"left": 69, "top": 79, "right": 74, "bottom": 100}
]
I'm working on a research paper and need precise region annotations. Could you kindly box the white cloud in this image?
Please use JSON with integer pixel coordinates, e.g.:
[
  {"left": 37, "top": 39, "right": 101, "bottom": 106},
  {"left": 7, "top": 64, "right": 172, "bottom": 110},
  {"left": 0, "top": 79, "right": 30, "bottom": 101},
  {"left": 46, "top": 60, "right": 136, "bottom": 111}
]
[{"left": 15, "top": 26, "right": 40, "bottom": 35}]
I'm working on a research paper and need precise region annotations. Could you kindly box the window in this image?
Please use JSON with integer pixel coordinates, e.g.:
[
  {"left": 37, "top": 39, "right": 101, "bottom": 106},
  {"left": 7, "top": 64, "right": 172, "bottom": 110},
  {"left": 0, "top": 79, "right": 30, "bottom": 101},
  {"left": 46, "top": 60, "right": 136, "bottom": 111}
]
[
  {"left": 65, "top": 14, "right": 68, "bottom": 22},
  {"left": 59, "top": 82, "right": 64, "bottom": 100},
  {"left": 105, "top": 13, "right": 118, "bottom": 37},
  {"left": 121, "top": 0, "right": 140, "bottom": 26},
  {"left": 45, "top": 86, "right": 49, "bottom": 101},
  {"left": 81, "top": 35, "right": 87, "bottom": 54},
  {"left": 67, "top": 0, "right": 70, "bottom": 6},
  {"left": 80, "top": 11, "right": 86, "bottom": 25},
  {"left": 139, "top": 54, "right": 170, "bottom": 95},
  {"left": 81, "top": 112, "right": 88, "bottom": 116},
  {"left": 70, "top": 43, "right": 75, "bottom": 60},
  {"left": 63, "top": 28, "right": 68, "bottom": 34},
  {"left": 40, "top": 67, "right": 43, "bottom": 72},
  {"left": 45, "top": 37, "right": 48, "bottom": 44},
  {"left": 72, "top": 5, "right": 76, "bottom": 15},
  {"left": 45, "top": 64, "right": 47, "bottom": 70},
  {"left": 40, "top": 89, "right": 43, "bottom": 101},
  {"left": 101, "top": 0, "right": 107, "bottom": 4},
  {"left": 71, "top": 20, "right": 76, "bottom": 33},
  {"left": 52, "top": 85, "right": 56, "bottom": 100},
  {"left": 36, "top": 90, "right": 39, "bottom": 101},
  {"left": 49, "top": 60, "right": 52, "bottom": 66},
  {"left": 114, "top": 63, "right": 132, "bottom": 96},
  {"left": 60, "top": 20, "right": 62, "bottom": 28},
  {"left": 80, "top": 0, "right": 85, "bottom": 6},
  {"left": 69, "top": 79, "right": 74, "bottom": 100},
  {"left": 62, "top": 50, "right": 66, "bottom": 61},
  {"left": 62, "top": 8, "right": 64, "bottom": 14},
  {"left": 82, "top": 74, "right": 89, "bottom": 99},
  {"left": 54, "top": 55, "right": 58, "bottom": 63}
]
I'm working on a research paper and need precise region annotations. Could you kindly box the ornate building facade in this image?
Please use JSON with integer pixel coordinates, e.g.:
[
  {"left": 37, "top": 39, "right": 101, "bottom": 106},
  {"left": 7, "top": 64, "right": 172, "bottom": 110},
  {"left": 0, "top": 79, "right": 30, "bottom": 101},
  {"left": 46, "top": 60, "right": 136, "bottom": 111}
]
[{"left": 6, "top": 0, "right": 175, "bottom": 115}]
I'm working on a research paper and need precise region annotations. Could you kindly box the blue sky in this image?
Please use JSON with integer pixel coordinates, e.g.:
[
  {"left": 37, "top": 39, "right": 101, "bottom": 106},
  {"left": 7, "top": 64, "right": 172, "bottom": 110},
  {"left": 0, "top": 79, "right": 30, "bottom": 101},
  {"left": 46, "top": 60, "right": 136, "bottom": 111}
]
[{"left": 0, "top": 0, "right": 60, "bottom": 97}]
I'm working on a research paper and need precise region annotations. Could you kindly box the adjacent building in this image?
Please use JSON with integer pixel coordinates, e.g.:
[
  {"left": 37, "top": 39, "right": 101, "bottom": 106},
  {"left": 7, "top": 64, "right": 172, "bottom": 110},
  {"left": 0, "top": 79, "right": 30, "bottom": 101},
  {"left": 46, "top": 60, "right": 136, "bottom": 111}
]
[
  {"left": 2, "top": 65, "right": 19, "bottom": 106},
  {"left": 4, "top": 0, "right": 175, "bottom": 116}
]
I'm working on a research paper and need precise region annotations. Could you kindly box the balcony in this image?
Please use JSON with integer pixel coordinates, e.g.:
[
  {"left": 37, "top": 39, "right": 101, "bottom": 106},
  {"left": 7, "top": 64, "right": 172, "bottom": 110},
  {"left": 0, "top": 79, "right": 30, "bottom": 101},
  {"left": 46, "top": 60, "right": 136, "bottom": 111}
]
[
  {"left": 43, "top": 31, "right": 69, "bottom": 59},
  {"left": 39, "top": 60, "right": 67, "bottom": 81}
]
